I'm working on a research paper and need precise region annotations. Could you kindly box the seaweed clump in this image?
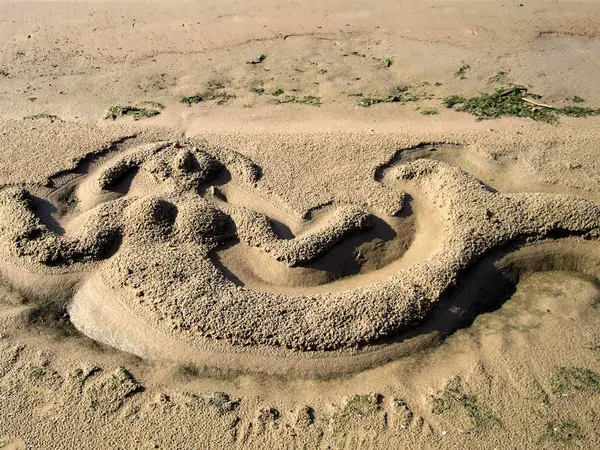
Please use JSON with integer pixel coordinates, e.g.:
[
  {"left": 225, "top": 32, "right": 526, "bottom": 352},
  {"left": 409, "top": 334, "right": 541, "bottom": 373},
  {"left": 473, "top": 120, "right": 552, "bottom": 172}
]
[
  {"left": 443, "top": 86, "right": 600, "bottom": 123},
  {"left": 180, "top": 95, "right": 203, "bottom": 105},
  {"left": 104, "top": 105, "right": 160, "bottom": 120},
  {"left": 273, "top": 95, "right": 321, "bottom": 106}
]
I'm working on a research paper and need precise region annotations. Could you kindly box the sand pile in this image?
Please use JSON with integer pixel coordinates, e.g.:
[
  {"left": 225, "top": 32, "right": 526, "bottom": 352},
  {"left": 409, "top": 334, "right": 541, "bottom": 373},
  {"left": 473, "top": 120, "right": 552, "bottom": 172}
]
[{"left": 0, "top": 140, "right": 598, "bottom": 357}]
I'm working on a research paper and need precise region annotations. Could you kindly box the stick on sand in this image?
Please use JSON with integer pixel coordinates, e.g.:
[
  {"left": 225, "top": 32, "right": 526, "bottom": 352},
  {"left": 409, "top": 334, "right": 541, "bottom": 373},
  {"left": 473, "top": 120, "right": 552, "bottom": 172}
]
[{"left": 522, "top": 97, "right": 555, "bottom": 109}]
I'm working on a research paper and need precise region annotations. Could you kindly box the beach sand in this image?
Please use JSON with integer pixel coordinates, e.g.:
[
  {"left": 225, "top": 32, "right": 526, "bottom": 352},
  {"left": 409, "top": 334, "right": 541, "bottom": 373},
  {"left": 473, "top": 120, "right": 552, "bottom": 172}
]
[{"left": 1, "top": 1, "right": 600, "bottom": 448}]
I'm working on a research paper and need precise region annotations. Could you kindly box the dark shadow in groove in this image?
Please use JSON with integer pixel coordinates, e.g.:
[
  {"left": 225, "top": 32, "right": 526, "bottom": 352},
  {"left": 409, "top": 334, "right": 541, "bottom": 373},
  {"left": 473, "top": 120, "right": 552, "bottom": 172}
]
[
  {"left": 302, "top": 200, "right": 334, "bottom": 220},
  {"left": 209, "top": 210, "right": 414, "bottom": 288},
  {"left": 210, "top": 239, "right": 246, "bottom": 287},
  {"left": 45, "top": 135, "right": 137, "bottom": 188},
  {"left": 271, "top": 218, "right": 294, "bottom": 240},
  {"left": 107, "top": 166, "right": 139, "bottom": 195},
  {"left": 367, "top": 234, "right": 600, "bottom": 353},
  {"left": 93, "top": 232, "right": 124, "bottom": 262},
  {"left": 196, "top": 166, "right": 232, "bottom": 195},
  {"left": 197, "top": 167, "right": 314, "bottom": 241},
  {"left": 43, "top": 232, "right": 124, "bottom": 268},
  {"left": 32, "top": 197, "right": 65, "bottom": 235},
  {"left": 305, "top": 214, "right": 405, "bottom": 278},
  {"left": 374, "top": 142, "right": 464, "bottom": 181}
]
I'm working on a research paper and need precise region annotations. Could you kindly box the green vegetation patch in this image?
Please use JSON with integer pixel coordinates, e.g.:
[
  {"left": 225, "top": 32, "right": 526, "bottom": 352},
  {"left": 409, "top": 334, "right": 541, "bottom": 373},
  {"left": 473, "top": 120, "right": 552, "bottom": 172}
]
[
  {"left": 489, "top": 71, "right": 509, "bottom": 84},
  {"left": 331, "top": 393, "right": 382, "bottom": 432},
  {"left": 180, "top": 94, "right": 203, "bottom": 105},
  {"left": 420, "top": 108, "right": 439, "bottom": 115},
  {"left": 380, "top": 57, "right": 393, "bottom": 68},
  {"left": 359, "top": 98, "right": 387, "bottom": 107},
  {"left": 206, "top": 91, "right": 236, "bottom": 105},
  {"left": 455, "top": 63, "right": 471, "bottom": 80},
  {"left": 141, "top": 100, "right": 165, "bottom": 109},
  {"left": 432, "top": 386, "right": 501, "bottom": 429},
  {"left": 443, "top": 86, "right": 600, "bottom": 123},
  {"left": 207, "top": 80, "right": 226, "bottom": 90},
  {"left": 250, "top": 87, "right": 265, "bottom": 94},
  {"left": 593, "top": 345, "right": 600, "bottom": 363},
  {"left": 104, "top": 105, "right": 160, "bottom": 120},
  {"left": 182, "top": 87, "right": 236, "bottom": 105},
  {"left": 338, "top": 394, "right": 380, "bottom": 418},
  {"left": 273, "top": 95, "right": 321, "bottom": 106},
  {"left": 551, "top": 366, "right": 600, "bottom": 395},
  {"left": 560, "top": 105, "right": 600, "bottom": 117},
  {"left": 572, "top": 95, "right": 586, "bottom": 103},
  {"left": 343, "top": 51, "right": 366, "bottom": 57},
  {"left": 538, "top": 420, "right": 582, "bottom": 445}
]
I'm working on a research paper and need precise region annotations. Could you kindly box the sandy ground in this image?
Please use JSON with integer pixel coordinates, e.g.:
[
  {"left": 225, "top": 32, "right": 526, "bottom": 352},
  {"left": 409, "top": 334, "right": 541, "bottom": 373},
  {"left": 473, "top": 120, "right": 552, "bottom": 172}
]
[{"left": 1, "top": 1, "right": 600, "bottom": 449}]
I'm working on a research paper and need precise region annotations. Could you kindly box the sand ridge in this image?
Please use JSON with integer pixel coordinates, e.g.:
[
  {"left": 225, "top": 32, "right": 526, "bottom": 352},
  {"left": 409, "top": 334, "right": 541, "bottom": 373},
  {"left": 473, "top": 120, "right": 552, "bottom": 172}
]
[{"left": 0, "top": 138, "right": 597, "bottom": 359}]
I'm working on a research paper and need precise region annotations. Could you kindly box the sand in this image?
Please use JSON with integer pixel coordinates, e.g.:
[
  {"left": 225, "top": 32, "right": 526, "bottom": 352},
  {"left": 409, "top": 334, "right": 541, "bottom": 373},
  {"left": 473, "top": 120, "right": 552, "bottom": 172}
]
[{"left": 1, "top": 1, "right": 600, "bottom": 449}]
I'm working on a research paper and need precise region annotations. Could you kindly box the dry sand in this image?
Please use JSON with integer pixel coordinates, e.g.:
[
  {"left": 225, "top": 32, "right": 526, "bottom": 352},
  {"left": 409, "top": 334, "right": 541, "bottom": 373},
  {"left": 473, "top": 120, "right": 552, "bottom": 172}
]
[{"left": 1, "top": 1, "right": 600, "bottom": 449}]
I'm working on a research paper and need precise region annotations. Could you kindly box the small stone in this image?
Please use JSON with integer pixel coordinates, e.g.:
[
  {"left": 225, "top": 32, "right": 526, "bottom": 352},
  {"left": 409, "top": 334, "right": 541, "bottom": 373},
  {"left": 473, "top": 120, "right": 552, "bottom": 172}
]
[
  {"left": 442, "top": 430, "right": 448, "bottom": 436},
  {"left": 124, "top": 266, "right": 133, "bottom": 275}
]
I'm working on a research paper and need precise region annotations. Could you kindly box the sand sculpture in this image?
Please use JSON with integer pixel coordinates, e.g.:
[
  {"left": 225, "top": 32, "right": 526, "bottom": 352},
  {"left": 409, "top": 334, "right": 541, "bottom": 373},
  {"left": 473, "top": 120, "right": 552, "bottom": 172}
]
[{"left": 0, "top": 140, "right": 598, "bottom": 358}]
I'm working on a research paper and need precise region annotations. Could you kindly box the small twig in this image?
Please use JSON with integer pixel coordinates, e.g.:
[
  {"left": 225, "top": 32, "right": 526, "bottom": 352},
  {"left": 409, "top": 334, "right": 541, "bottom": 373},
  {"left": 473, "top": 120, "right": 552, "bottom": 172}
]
[
  {"left": 499, "top": 86, "right": 526, "bottom": 96},
  {"left": 522, "top": 97, "right": 555, "bottom": 109}
]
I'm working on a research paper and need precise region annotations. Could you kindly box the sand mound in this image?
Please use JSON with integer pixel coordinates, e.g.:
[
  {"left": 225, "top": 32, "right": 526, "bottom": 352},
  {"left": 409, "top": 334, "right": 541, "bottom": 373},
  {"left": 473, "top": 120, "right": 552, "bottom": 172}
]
[
  {"left": 229, "top": 205, "right": 374, "bottom": 267},
  {"left": 0, "top": 140, "right": 598, "bottom": 357}
]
